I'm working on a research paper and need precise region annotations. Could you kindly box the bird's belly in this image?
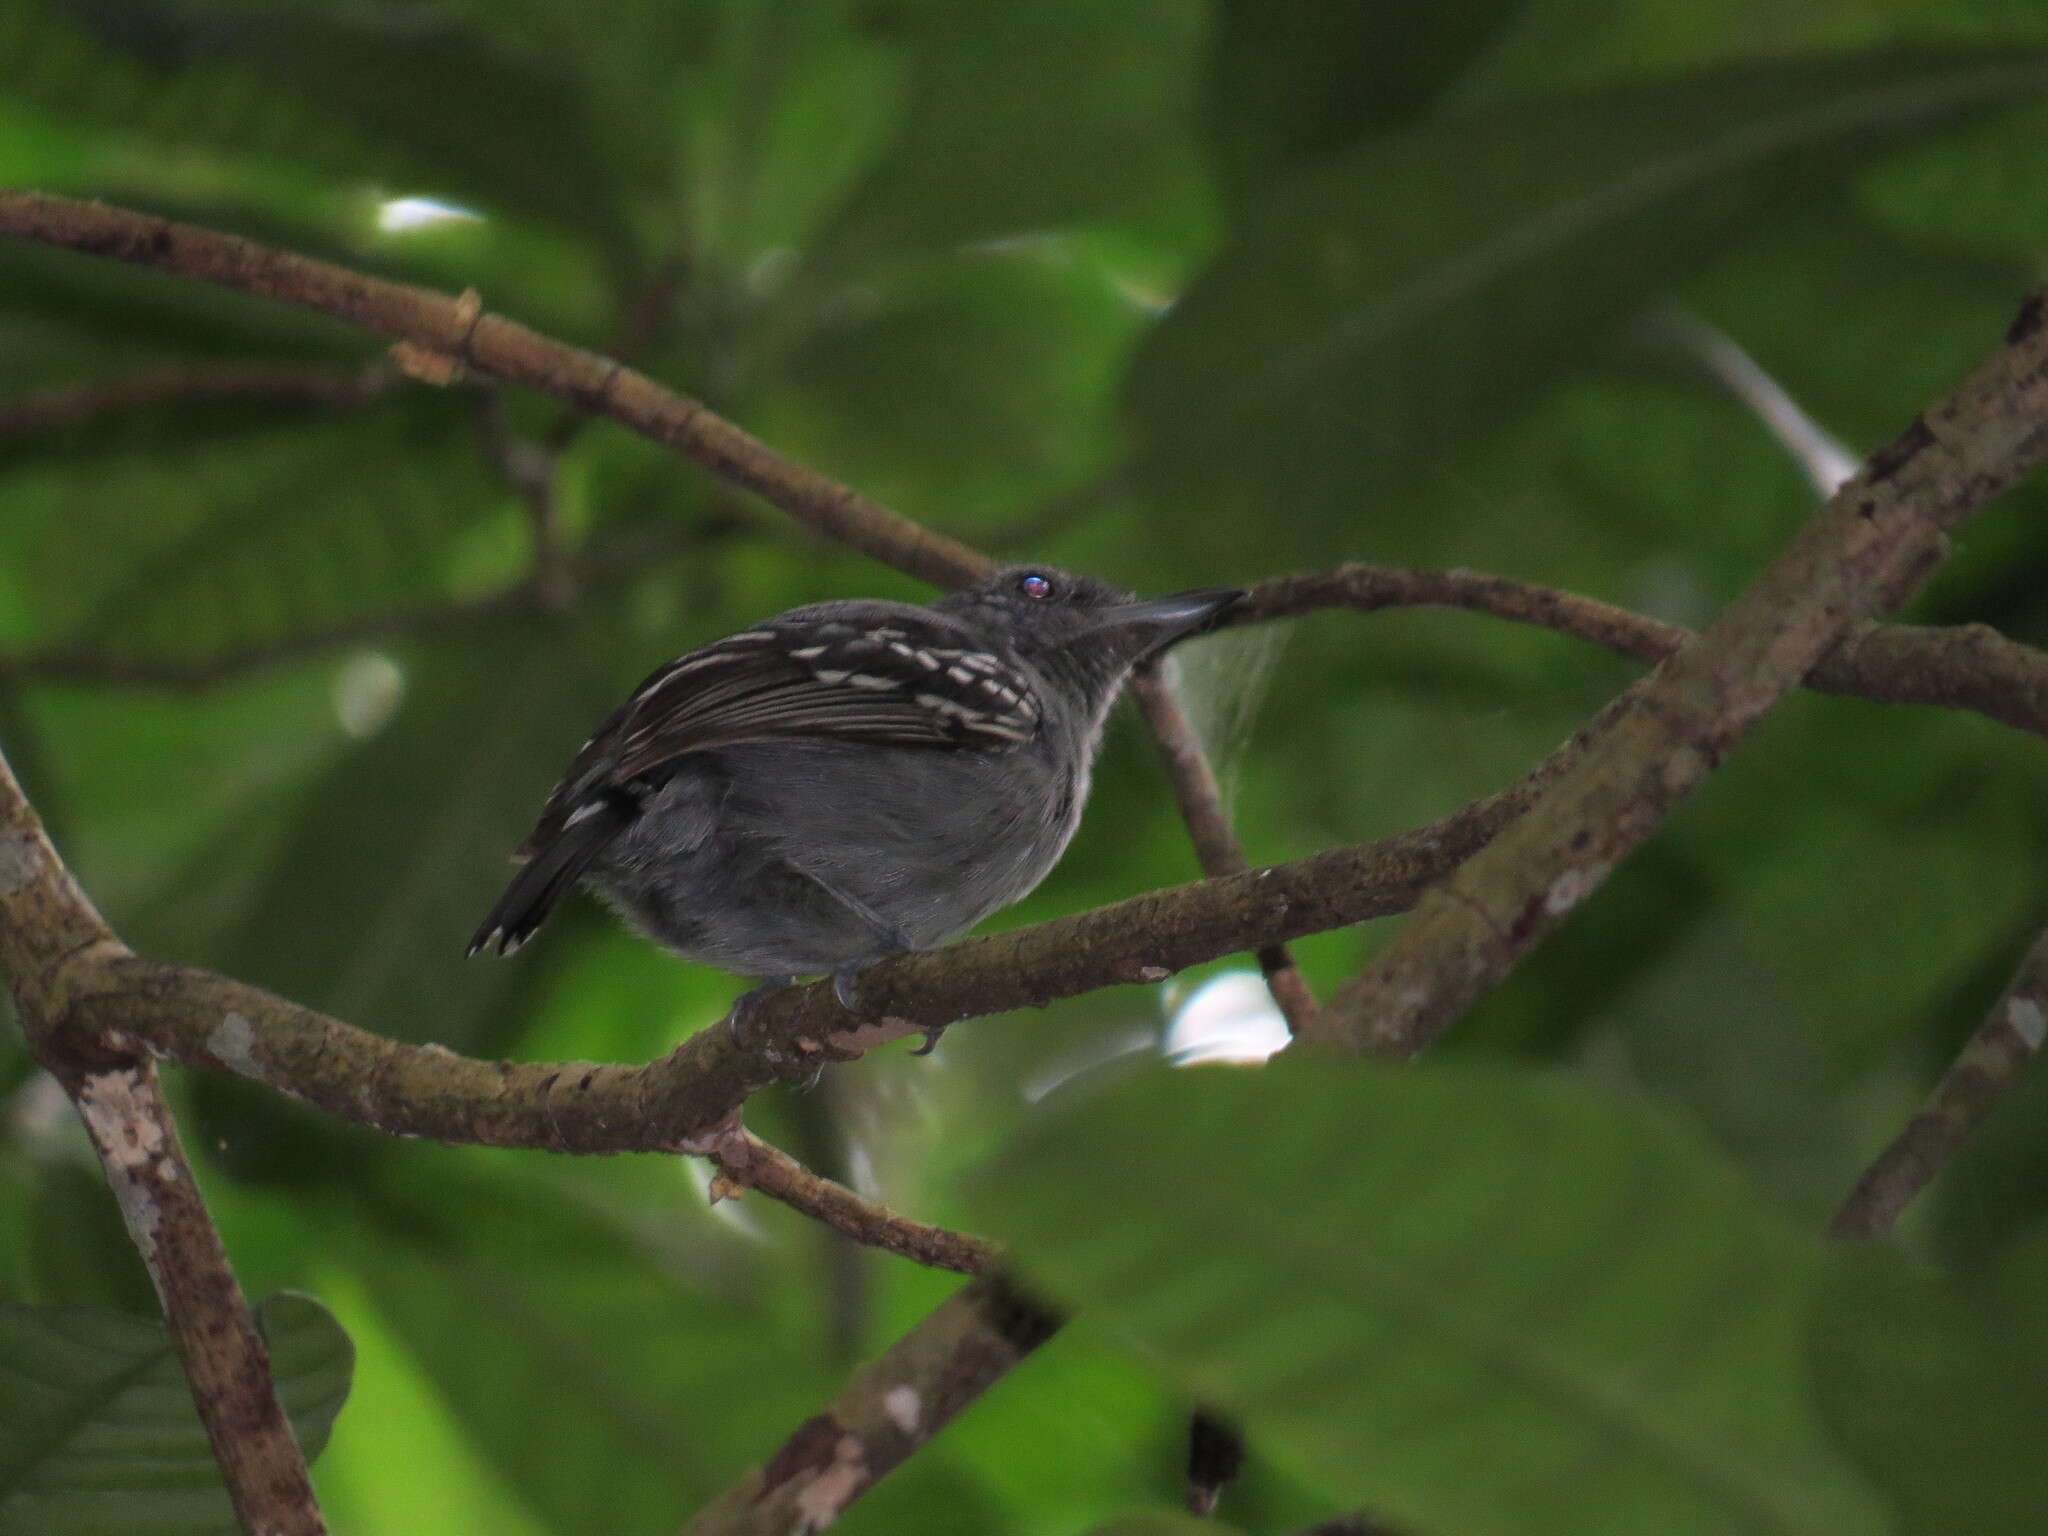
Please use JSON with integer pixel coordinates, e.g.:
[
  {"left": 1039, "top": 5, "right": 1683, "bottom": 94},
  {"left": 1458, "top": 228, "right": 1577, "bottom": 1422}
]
[{"left": 587, "top": 741, "right": 1083, "bottom": 980}]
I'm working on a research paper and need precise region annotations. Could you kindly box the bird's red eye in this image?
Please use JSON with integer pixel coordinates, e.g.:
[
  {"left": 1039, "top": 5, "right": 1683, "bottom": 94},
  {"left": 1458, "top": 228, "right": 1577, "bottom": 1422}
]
[{"left": 1018, "top": 571, "right": 1054, "bottom": 600}]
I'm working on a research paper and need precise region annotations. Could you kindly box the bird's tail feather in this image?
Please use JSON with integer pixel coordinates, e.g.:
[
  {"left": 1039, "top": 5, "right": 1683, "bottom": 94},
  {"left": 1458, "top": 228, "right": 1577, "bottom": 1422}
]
[{"left": 467, "top": 800, "right": 634, "bottom": 957}]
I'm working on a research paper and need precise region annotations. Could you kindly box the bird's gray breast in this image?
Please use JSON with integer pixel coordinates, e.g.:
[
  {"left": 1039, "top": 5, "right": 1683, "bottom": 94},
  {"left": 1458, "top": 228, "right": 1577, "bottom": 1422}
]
[
  {"left": 584, "top": 736, "right": 1084, "bottom": 977},
  {"left": 728, "top": 737, "right": 1080, "bottom": 948}
]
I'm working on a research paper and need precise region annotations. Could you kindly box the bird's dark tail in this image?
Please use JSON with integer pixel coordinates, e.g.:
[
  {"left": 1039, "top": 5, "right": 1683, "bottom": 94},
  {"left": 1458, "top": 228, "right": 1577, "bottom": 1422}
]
[{"left": 467, "top": 800, "right": 635, "bottom": 957}]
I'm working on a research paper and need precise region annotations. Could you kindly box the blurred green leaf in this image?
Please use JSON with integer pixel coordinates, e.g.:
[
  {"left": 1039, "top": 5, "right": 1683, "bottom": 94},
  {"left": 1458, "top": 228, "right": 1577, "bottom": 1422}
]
[
  {"left": 14, "top": 410, "right": 499, "bottom": 665},
  {"left": 968, "top": 1058, "right": 1886, "bottom": 1535},
  {"left": 341, "top": 1164, "right": 831, "bottom": 1536},
  {"left": 5, "top": 1161, "right": 157, "bottom": 1315},
  {"left": 0, "top": 1291, "right": 352, "bottom": 1536},
  {"left": 1079, "top": 1515, "right": 1240, "bottom": 1536},
  {"left": 1809, "top": 1236, "right": 2048, "bottom": 1535},
  {"left": 6, "top": 0, "right": 633, "bottom": 261},
  {"left": 761, "top": 244, "right": 1145, "bottom": 520},
  {"left": 817, "top": 0, "right": 1208, "bottom": 264},
  {"left": 214, "top": 617, "right": 622, "bottom": 1053},
  {"left": 1128, "top": 49, "right": 2048, "bottom": 556},
  {"left": 1201, "top": 0, "right": 1536, "bottom": 205}
]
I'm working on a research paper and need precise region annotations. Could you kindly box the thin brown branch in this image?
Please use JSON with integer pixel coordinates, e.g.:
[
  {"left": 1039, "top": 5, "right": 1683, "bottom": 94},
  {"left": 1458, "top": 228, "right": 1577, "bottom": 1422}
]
[
  {"left": 0, "top": 358, "right": 400, "bottom": 438},
  {"left": 1232, "top": 564, "right": 2048, "bottom": 741},
  {"left": 472, "top": 390, "right": 575, "bottom": 610},
  {"left": 0, "top": 191, "right": 990, "bottom": 591},
  {"left": 0, "top": 718, "right": 1560, "bottom": 1153},
  {"left": 0, "top": 742, "right": 324, "bottom": 1533},
  {"left": 1308, "top": 290, "right": 2048, "bottom": 1059},
  {"left": 705, "top": 1124, "right": 998, "bottom": 1276},
  {"left": 1132, "top": 666, "right": 1319, "bottom": 1034},
  {"left": 542, "top": 248, "right": 690, "bottom": 454},
  {"left": 61, "top": 1058, "right": 328, "bottom": 1536},
  {"left": 1828, "top": 921, "right": 2048, "bottom": 1241},
  {"left": 677, "top": 1272, "right": 1062, "bottom": 1536}
]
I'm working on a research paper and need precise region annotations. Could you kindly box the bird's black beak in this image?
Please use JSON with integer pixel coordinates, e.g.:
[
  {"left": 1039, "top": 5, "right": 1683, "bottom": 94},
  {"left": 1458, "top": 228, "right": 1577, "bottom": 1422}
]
[{"left": 1087, "top": 586, "right": 1245, "bottom": 655}]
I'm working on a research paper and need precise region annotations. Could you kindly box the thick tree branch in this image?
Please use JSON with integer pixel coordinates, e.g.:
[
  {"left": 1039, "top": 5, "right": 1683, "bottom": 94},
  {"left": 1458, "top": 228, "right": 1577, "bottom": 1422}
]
[
  {"left": 1132, "top": 666, "right": 1318, "bottom": 1034},
  {"left": 1308, "top": 290, "right": 2048, "bottom": 1058},
  {"left": 677, "top": 1272, "right": 1062, "bottom": 1536},
  {"left": 1829, "top": 920, "right": 2048, "bottom": 1240},
  {"left": 705, "top": 1124, "right": 998, "bottom": 1276},
  {"left": 0, "top": 190, "right": 989, "bottom": 590},
  {"left": 0, "top": 740, "right": 324, "bottom": 1533}
]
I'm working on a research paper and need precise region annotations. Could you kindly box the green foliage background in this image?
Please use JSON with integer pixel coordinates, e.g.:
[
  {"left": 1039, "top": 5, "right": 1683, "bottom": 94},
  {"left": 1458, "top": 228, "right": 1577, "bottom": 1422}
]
[{"left": 2, "top": 1, "right": 2047, "bottom": 1532}]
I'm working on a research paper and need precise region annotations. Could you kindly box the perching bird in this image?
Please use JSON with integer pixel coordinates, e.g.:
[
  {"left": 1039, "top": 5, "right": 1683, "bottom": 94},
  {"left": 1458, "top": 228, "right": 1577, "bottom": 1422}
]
[{"left": 467, "top": 565, "right": 1240, "bottom": 1040}]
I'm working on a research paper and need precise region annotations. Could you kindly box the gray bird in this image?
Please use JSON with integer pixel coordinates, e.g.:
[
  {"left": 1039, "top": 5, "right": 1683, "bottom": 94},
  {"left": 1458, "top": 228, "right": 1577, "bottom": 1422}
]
[{"left": 468, "top": 565, "right": 1239, "bottom": 1041}]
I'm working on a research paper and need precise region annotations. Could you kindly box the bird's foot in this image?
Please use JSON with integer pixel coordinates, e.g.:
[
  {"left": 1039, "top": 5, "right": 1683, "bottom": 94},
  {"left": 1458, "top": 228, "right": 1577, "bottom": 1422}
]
[
  {"left": 726, "top": 977, "right": 796, "bottom": 1050},
  {"left": 830, "top": 943, "right": 942, "bottom": 1056},
  {"left": 830, "top": 929, "right": 912, "bottom": 1015},
  {"left": 830, "top": 960, "right": 868, "bottom": 1014}
]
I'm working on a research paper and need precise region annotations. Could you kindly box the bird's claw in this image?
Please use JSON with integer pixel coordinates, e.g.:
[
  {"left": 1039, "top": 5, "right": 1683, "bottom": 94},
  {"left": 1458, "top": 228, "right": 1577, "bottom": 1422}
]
[
  {"left": 725, "top": 977, "right": 794, "bottom": 1050},
  {"left": 831, "top": 961, "right": 866, "bottom": 1014},
  {"left": 832, "top": 956, "right": 943, "bottom": 1057}
]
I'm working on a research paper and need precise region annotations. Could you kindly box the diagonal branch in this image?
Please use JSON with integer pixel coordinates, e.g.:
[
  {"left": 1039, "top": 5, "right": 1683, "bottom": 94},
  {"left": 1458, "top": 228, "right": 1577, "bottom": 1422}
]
[
  {"left": 1828, "top": 918, "right": 2048, "bottom": 1241},
  {"left": 1306, "top": 289, "right": 2048, "bottom": 1059},
  {"left": 677, "top": 1272, "right": 1062, "bottom": 1536},
  {"left": 0, "top": 190, "right": 989, "bottom": 591},
  {"left": 62, "top": 1058, "right": 329, "bottom": 1536},
  {"left": 0, "top": 721, "right": 1561, "bottom": 1153},
  {"left": 1230, "top": 564, "right": 2048, "bottom": 741},
  {"left": 704, "top": 1124, "right": 998, "bottom": 1276},
  {"left": 0, "top": 739, "right": 325, "bottom": 1533}
]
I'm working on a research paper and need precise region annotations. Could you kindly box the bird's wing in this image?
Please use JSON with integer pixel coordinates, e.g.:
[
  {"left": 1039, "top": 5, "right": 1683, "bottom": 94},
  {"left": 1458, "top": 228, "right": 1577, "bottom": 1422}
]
[{"left": 517, "top": 604, "right": 1042, "bottom": 855}]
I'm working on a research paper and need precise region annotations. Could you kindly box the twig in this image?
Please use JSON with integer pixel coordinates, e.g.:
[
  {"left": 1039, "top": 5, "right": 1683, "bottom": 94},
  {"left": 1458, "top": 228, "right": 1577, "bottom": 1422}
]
[
  {"left": 676, "top": 1272, "right": 1062, "bottom": 1536},
  {"left": 705, "top": 1124, "right": 998, "bottom": 1276},
  {"left": 541, "top": 248, "right": 689, "bottom": 454},
  {"left": 1186, "top": 1407, "right": 1247, "bottom": 1516},
  {"left": 0, "top": 191, "right": 990, "bottom": 591},
  {"left": 0, "top": 740, "right": 325, "bottom": 1534},
  {"left": 1828, "top": 921, "right": 2048, "bottom": 1241},
  {"left": 1307, "top": 290, "right": 2048, "bottom": 1060},
  {"left": 1231, "top": 564, "right": 2048, "bottom": 742},
  {"left": 0, "top": 358, "right": 399, "bottom": 438},
  {"left": 1132, "top": 666, "right": 1318, "bottom": 1034},
  {"left": 472, "top": 390, "right": 575, "bottom": 610}
]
